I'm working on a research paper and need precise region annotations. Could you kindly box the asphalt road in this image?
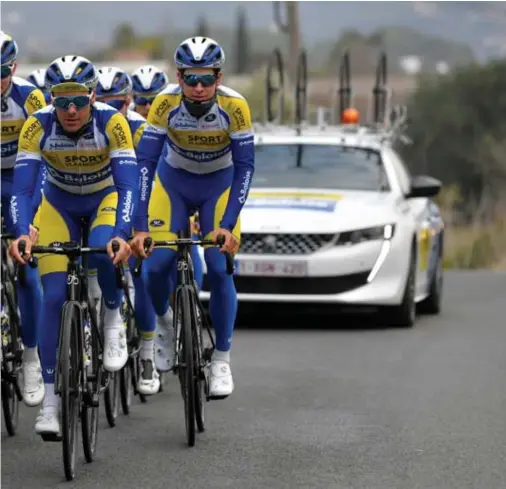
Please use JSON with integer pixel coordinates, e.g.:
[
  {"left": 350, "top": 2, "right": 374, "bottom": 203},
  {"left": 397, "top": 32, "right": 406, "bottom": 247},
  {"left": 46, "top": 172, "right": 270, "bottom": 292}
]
[{"left": 2, "top": 271, "right": 506, "bottom": 489}]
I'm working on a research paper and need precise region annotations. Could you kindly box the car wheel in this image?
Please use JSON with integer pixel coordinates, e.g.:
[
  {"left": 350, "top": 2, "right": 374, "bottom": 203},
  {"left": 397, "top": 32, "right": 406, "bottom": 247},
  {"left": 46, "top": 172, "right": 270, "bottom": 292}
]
[
  {"left": 382, "top": 250, "right": 416, "bottom": 327},
  {"left": 418, "top": 254, "right": 443, "bottom": 315}
]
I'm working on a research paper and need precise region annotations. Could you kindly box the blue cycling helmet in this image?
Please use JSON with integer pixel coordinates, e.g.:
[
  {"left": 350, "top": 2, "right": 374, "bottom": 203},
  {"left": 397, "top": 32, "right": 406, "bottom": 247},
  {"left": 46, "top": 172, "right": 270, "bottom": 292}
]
[
  {"left": 96, "top": 66, "right": 132, "bottom": 97},
  {"left": 1, "top": 31, "right": 18, "bottom": 66},
  {"left": 45, "top": 55, "right": 98, "bottom": 92},
  {"left": 174, "top": 36, "right": 225, "bottom": 70},
  {"left": 26, "top": 68, "right": 52, "bottom": 104},
  {"left": 131, "top": 65, "right": 169, "bottom": 96}
]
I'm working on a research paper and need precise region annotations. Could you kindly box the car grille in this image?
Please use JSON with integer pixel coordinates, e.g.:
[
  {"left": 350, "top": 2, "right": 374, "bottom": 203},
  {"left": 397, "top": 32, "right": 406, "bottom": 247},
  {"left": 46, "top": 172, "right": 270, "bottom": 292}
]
[
  {"left": 240, "top": 233, "right": 336, "bottom": 255},
  {"left": 202, "top": 271, "right": 371, "bottom": 295}
]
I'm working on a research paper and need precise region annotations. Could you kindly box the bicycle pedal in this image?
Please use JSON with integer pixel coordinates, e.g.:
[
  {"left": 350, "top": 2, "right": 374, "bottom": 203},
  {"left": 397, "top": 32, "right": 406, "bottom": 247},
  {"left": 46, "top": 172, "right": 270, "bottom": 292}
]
[{"left": 40, "top": 432, "right": 62, "bottom": 442}]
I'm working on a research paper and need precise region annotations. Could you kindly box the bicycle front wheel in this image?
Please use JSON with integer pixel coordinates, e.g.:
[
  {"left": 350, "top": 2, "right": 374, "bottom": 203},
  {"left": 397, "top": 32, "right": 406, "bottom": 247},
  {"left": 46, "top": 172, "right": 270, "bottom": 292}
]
[
  {"left": 104, "top": 371, "right": 120, "bottom": 427},
  {"left": 81, "top": 313, "right": 100, "bottom": 462},
  {"left": 177, "top": 286, "right": 196, "bottom": 447},
  {"left": 60, "top": 305, "right": 80, "bottom": 481}
]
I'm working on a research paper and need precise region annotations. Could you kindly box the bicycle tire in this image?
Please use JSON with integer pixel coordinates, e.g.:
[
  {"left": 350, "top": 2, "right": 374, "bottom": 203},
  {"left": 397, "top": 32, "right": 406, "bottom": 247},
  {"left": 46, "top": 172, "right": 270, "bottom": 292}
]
[
  {"left": 1, "top": 282, "right": 21, "bottom": 436},
  {"left": 1, "top": 377, "right": 19, "bottom": 436},
  {"left": 60, "top": 305, "right": 80, "bottom": 481},
  {"left": 191, "top": 292, "right": 205, "bottom": 433},
  {"left": 82, "top": 307, "right": 100, "bottom": 462},
  {"left": 103, "top": 371, "right": 120, "bottom": 427},
  {"left": 177, "top": 286, "right": 196, "bottom": 447},
  {"left": 120, "top": 310, "right": 136, "bottom": 413}
]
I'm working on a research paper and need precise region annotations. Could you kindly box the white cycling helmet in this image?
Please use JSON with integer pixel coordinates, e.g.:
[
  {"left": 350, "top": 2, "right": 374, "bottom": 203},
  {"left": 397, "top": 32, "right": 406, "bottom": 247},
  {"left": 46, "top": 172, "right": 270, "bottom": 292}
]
[
  {"left": 1, "top": 30, "right": 18, "bottom": 67},
  {"left": 96, "top": 66, "right": 132, "bottom": 97},
  {"left": 45, "top": 55, "right": 98, "bottom": 91},
  {"left": 174, "top": 36, "right": 225, "bottom": 70},
  {"left": 26, "top": 68, "right": 47, "bottom": 89},
  {"left": 131, "top": 65, "right": 169, "bottom": 96}
]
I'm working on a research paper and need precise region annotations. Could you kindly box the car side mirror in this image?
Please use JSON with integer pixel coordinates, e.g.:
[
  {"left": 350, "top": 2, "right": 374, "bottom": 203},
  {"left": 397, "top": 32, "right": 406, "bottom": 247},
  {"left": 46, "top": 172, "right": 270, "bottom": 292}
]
[{"left": 406, "top": 175, "right": 442, "bottom": 199}]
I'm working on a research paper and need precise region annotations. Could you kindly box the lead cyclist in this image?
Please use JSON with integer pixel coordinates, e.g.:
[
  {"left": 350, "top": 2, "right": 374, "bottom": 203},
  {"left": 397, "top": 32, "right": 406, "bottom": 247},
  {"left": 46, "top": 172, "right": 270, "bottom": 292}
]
[{"left": 131, "top": 37, "right": 255, "bottom": 398}]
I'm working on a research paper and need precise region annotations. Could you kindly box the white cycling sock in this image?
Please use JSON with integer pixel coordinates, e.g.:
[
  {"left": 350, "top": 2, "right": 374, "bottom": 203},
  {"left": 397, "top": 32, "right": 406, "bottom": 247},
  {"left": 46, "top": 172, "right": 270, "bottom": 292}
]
[
  {"left": 103, "top": 306, "right": 122, "bottom": 330},
  {"left": 212, "top": 350, "right": 231, "bottom": 364},
  {"left": 23, "top": 346, "right": 39, "bottom": 363},
  {"left": 140, "top": 338, "right": 154, "bottom": 361},
  {"left": 43, "top": 384, "right": 59, "bottom": 410}
]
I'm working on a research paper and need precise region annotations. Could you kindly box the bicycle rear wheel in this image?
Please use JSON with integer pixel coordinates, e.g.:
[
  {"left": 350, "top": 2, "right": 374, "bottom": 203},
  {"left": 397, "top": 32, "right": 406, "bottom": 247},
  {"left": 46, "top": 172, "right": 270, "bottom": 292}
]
[
  {"left": 60, "top": 305, "right": 80, "bottom": 481},
  {"left": 82, "top": 309, "right": 101, "bottom": 462},
  {"left": 177, "top": 286, "right": 196, "bottom": 447},
  {"left": 1, "top": 282, "right": 22, "bottom": 436}
]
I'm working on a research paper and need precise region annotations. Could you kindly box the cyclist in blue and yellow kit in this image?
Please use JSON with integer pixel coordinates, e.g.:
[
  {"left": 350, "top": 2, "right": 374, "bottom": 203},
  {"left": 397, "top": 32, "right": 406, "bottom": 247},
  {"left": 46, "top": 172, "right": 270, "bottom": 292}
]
[
  {"left": 1, "top": 30, "right": 47, "bottom": 407},
  {"left": 9, "top": 55, "right": 138, "bottom": 435},
  {"left": 94, "top": 65, "right": 160, "bottom": 394},
  {"left": 131, "top": 37, "right": 255, "bottom": 398}
]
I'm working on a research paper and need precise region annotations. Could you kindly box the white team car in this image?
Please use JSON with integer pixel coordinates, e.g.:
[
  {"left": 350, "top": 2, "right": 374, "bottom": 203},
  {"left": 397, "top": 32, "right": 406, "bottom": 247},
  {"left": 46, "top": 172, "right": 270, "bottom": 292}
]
[{"left": 200, "top": 124, "right": 445, "bottom": 327}]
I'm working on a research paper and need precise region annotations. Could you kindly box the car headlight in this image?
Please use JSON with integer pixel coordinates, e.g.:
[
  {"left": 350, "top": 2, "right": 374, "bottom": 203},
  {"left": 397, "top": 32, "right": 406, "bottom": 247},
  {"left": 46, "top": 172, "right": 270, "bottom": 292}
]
[{"left": 337, "top": 224, "right": 395, "bottom": 245}]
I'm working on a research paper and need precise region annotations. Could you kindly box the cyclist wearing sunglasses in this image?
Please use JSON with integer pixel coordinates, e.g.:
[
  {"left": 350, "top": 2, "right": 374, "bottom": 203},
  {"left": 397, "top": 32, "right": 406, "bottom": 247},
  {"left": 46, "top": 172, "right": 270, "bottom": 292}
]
[
  {"left": 96, "top": 65, "right": 204, "bottom": 384},
  {"left": 131, "top": 36, "right": 255, "bottom": 398},
  {"left": 95, "top": 65, "right": 163, "bottom": 394},
  {"left": 131, "top": 65, "right": 169, "bottom": 118},
  {"left": 26, "top": 68, "right": 52, "bottom": 105},
  {"left": 1, "top": 30, "right": 48, "bottom": 407},
  {"left": 9, "top": 55, "right": 139, "bottom": 435}
]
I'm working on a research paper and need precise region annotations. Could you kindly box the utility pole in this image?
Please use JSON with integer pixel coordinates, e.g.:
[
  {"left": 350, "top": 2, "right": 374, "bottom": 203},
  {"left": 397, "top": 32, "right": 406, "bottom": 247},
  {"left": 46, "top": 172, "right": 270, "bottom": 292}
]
[{"left": 272, "top": 1, "right": 300, "bottom": 84}]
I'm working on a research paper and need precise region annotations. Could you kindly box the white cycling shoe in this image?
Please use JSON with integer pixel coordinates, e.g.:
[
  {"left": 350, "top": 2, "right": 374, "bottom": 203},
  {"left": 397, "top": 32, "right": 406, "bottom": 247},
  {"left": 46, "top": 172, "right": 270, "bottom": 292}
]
[
  {"left": 22, "top": 359, "right": 45, "bottom": 407},
  {"left": 103, "top": 313, "right": 128, "bottom": 372},
  {"left": 209, "top": 360, "right": 234, "bottom": 399},
  {"left": 137, "top": 359, "right": 160, "bottom": 396},
  {"left": 154, "top": 311, "right": 174, "bottom": 372},
  {"left": 35, "top": 407, "right": 61, "bottom": 436}
]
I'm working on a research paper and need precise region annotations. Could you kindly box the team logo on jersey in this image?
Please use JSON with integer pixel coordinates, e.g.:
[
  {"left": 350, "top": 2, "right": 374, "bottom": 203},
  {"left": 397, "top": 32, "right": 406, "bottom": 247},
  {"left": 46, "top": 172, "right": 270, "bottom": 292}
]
[
  {"left": 27, "top": 92, "right": 44, "bottom": 112},
  {"left": 232, "top": 107, "right": 246, "bottom": 130},
  {"left": 155, "top": 99, "right": 170, "bottom": 118},
  {"left": 204, "top": 113, "right": 216, "bottom": 122},
  {"left": 111, "top": 122, "right": 127, "bottom": 148},
  {"left": 150, "top": 219, "right": 165, "bottom": 227},
  {"left": 22, "top": 119, "right": 42, "bottom": 143}
]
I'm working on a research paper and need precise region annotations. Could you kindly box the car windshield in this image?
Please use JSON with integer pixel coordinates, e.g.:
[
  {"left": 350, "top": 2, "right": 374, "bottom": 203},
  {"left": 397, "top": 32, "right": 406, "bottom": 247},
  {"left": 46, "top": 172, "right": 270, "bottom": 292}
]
[{"left": 253, "top": 144, "right": 390, "bottom": 191}]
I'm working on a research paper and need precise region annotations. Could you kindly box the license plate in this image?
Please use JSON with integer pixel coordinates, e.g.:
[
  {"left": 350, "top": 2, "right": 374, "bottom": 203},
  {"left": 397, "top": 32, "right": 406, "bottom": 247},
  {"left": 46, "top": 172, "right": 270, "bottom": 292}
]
[{"left": 237, "top": 260, "right": 307, "bottom": 277}]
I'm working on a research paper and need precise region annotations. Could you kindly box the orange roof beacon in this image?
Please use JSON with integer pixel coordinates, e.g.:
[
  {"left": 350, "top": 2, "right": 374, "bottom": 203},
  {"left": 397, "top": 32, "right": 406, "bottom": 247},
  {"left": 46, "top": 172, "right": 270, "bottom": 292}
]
[{"left": 341, "top": 107, "right": 359, "bottom": 124}]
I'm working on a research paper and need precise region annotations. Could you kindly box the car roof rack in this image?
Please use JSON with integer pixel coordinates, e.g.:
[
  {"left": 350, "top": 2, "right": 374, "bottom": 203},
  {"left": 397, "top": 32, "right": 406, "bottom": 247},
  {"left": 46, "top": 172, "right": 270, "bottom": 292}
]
[{"left": 259, "top": 47, "right": 412, "bottom": 147}]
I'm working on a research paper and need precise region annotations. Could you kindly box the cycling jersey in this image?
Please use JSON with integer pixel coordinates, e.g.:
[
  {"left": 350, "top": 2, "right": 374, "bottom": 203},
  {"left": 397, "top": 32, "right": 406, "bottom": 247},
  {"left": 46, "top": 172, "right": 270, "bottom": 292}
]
[
  {"left": 134, "top": 84, "right": 255, "bottom": 232},
  {"left": 1, "top": 76, "right": 46, "bottom": 170},
  {"left": 11, "top": 102, "right": 138, "bottom": 240},
  {"left": 126, "top": 109, "right": 146, "bottom": 149}
]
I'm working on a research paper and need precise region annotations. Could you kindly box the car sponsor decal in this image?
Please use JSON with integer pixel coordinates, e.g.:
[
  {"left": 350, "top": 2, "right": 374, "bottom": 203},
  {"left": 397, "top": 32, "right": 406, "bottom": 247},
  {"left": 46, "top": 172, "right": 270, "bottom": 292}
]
[{"left": 245, "top": 192, "right": 342, "bottom": 212}]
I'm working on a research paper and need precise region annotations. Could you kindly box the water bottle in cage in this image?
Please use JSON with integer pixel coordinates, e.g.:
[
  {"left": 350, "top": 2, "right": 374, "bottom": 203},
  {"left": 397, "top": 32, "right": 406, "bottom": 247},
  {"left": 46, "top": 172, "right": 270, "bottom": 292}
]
[{"left": 83, "top": 319, "right": 91, "bottom": 367}]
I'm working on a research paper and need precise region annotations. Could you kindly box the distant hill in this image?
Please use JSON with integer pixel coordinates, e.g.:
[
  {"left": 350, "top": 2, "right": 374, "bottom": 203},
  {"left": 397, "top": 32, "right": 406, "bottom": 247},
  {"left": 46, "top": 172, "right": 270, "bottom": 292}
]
[{"left": 312, "top": 27, "right": 475, "bottom": 76}]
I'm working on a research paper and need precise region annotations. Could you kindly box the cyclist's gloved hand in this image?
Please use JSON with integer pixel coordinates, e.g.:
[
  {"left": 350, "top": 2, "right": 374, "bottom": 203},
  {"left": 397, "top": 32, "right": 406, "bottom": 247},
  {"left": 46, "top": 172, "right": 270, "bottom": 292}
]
[
  {"left": 9, "top": 235, "right": 32, "bottom": 265},
  {"left": 131, "top": 231, "right": 153, "bottom": 258},
  {"left": 29, "top": 224, "right": 39, "bottom": 245},
  {"left": 212, "top": 228, "right": 239, "bottom": 255},
  {"left": 107, "top": 237, "right": 131, "bottom": 265}
]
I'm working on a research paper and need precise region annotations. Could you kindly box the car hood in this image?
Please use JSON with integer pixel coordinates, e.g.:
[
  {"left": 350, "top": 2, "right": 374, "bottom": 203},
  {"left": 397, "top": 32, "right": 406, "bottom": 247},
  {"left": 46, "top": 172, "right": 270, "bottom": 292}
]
[{"left": 242, "top": 187, "right": 398, "bottom": 233}]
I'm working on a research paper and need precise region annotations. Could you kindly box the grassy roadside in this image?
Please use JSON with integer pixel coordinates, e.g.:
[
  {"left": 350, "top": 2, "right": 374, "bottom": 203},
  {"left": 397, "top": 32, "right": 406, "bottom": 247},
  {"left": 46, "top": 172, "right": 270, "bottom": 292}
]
[{"left": 443, "top": 218, "right": 506, "bottom": 270}]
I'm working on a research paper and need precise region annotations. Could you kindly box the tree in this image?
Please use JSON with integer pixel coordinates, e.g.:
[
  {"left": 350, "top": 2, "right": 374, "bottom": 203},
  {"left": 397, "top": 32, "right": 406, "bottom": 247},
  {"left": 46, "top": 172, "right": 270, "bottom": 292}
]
[
  {"left": 401, "top": 59, "right": 506, "bottom": 220},
  {"left": 196, "top": 15, "right": 210, "bottom": 38},
  {"left": 112, "top": 23, "right": 137, "bottom": 49},
  {"left": 235, "top": 6, "right": 250, "bottom": 74}
]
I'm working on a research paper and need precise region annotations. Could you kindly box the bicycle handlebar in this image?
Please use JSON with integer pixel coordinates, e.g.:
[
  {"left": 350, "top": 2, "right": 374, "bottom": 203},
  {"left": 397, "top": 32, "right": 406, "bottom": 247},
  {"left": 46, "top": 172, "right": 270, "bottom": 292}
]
[{"left": 132, "top": 234, "right": 235, "bottom": 277}]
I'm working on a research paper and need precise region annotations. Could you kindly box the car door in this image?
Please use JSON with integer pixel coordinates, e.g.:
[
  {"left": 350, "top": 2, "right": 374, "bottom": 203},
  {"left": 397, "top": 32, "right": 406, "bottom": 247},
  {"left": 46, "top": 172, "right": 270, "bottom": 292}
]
[{"left": 388, "top": 149, "right": 432, "bottom": 295}]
